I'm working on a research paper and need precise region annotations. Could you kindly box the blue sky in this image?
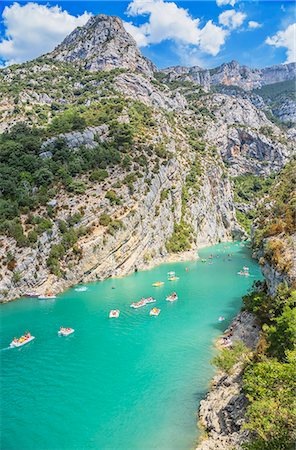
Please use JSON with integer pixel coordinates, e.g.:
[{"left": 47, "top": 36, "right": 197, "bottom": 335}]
[{"left": 0, "top": 1, "right": 295, "bottom": 69}]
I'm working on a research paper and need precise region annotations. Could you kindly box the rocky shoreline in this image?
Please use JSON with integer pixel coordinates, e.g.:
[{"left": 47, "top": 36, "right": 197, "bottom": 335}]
[
  {"left": 0, "top": 247, "right": 199, "bottom": 303},
  {"left": 196, "top": 311, "right": 260, "bottom": 450}
]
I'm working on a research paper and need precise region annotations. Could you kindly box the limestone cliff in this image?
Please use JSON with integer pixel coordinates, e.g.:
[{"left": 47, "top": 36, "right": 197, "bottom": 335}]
[{"left": 49, "top": 14, "right": 156, "bottom": 75}]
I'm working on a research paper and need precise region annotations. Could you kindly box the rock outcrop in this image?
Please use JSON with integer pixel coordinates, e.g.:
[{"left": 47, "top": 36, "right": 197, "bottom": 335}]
[
  {"left": 49, "top": 14, "right": 156, "bottom": 76},
  {"left": 197, "top": 311, "right": 260, "bottom": 450}
]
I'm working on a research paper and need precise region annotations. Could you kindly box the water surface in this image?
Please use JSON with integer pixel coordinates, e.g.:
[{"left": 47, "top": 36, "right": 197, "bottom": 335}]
[{"left": 1, "top": 242, "right": 262, "bottom": 450}]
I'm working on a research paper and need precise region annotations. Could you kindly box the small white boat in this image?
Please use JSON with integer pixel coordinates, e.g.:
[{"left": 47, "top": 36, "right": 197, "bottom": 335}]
[
  {"left": 109, "top": 309, "right": 120, "bottom": 318},
  {"left": 150, "top": 307, "right": 161, "bottom": 316},
  {"left": 167, "top": 271, "right": 175, "bottom": 276},
  {"left": 75, "top": 286, "right": 88, "bottom": 292},
  {"left": 58, "top": 328, "right": 74, "bottom": 336},
  {"left": 218, "top": 316, "right": 225, "bottom": 322},
  {"left": 166, "top": 293, "right": 178, "bottom": 302},
  {"left": 38, "top": 294, "right": 56, "bottom": 299},
  {"left": 10, "top": 335, "right": 35, "bottom": 348}
]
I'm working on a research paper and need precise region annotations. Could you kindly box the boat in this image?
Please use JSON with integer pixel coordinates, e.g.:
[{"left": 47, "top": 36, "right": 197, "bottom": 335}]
[
  {"left": 150, "top": 307, "right": 161, "bottom": 316},
  {"left": 145, "top": 297, "right": 156, "bottom": 304},
  {"left": 109, "top": 309, "right": 120, "bottom": 318},
  {"left": 24, "top": 292, "right": 39, "bottom": 298},
  {"left": 167, "top": 271, "right": 175, "bottom": 276},
  {"left": 166, "top": 293, "right": 178, "bottom": 302},
  {"left": 218, "top": 316, "right": 225, "bottom": 322},
  {"left": 130, "top": 299, "right": 146, "bottom": 309},
  {"left": 75, "top": 286, "right": 88, "bottom": 292},
  {"left": 10, "top": 333, "right": 35, "bottom": 348},
  {"left": 58, "top": 327, "right": 75, "bottom": 336},
  {"left": 243, "top": 266, "right": 249, "bottom": 271},
  {"left": 237, "top": 270, "right": 249, "bottom": 277},
  {"left": 152, "top": 281, "right": 164, "bottom": 287},
  {"left": 38, "top": 293, "right": 56, "bottom": 299},
  {"left": 168, "top": 276, "right": 179, "bottom": 281}
]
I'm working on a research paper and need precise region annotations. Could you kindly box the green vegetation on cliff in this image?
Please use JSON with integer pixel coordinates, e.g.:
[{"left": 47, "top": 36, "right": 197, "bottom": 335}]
[{"left": 242, "top": 285, "right": 296, "bottom": 450}]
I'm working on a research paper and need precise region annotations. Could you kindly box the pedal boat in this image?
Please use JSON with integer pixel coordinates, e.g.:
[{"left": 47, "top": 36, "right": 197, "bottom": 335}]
[
  {"left": 75, "top": 286, "right": 88, "bottom": 292},
  {"left": 150, "top": 307, "right": 161, "bottom": 316},
  {"left": 58, "top": 328, "right": 75, "bottom": 336},
  {"left": 152, "top": 281, "right": 164, "bottom": 287},
  {"left": 10, "top": 335, "right": 35, "bottom": 348},
  {"left": 109, "top": 309, "right": 120, "bottom": 318},
  {"left": 166, "top": 293, "right": 178, "bottom": 302}
]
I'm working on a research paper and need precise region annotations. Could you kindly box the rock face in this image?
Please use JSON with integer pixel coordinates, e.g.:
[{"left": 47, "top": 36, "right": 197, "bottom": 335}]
[
  {"left": 49, "top": 14, "right": 156, "bottom": 75},
  {"left": 197, "top": 311, "right": 260, "bottom": 450},
  {"left": 161, "top": 60, "right": 296, "bottom": 91}
]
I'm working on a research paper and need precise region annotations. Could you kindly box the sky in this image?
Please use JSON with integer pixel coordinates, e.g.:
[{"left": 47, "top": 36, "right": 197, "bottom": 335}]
[{"left": 0, "top": 0, "right": 295, "bottom": 69}]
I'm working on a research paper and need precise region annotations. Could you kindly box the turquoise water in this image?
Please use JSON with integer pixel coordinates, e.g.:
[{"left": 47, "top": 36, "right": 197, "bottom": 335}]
[{"left": 1, "top": 242, "right": 262, "bottom": 450}]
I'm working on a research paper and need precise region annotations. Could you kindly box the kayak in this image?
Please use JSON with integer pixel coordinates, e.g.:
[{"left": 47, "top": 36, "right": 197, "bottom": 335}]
[
  {"left": 10, "top": 336, "right": 35, "bottom": 348},
  {"left": 58, "top": 328, "right": 75, "bottom": 336},
  {"left": 150, "top": 307, "right": 161, "bottom": 316},
  {"left": 109, "top": 309, "right": 120, "bottom": 318}
]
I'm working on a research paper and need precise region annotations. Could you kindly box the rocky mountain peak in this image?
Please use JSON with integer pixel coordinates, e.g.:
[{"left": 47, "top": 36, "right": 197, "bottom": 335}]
[{"left": 49, "top": 14, "right": 156, "bottom": 75}]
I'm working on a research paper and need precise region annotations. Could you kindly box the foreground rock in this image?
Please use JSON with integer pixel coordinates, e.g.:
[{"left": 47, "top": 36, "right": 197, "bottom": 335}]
[{"left": 196, "top": 311, "right": 260, "bottom": 450}]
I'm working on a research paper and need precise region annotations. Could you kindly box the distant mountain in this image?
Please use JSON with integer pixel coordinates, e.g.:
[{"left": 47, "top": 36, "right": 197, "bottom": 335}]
[
  {"left": 49, "top": 14, "right": 156, "bottom": 76},
  {"left": 161, "top": 60, "right": 296, "bottom": 91}
]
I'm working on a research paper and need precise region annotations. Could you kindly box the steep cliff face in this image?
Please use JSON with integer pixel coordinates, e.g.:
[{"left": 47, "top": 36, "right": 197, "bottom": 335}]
[
  {"left": 49, "top": 14, "right": 156, "bottom": 75},
  {"left": 0, "top": 108, "right": 242, "bottom": 301},
  {"left": 161, "top": 60, "right": 296, "bottom": 91},
  {"left": 160, "top": 61, "right": 296, "bottom": 124}
]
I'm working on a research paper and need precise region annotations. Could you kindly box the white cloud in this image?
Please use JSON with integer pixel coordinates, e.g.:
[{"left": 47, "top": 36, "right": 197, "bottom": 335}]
[
  {"left": 266, "top": 23, "right": 296, "bottom": 63},
  {"left": 216, "top": 0, "right": 237, "bottom": 7},
  {"left": 199, "top": 21, "right": 229, "bottom": 56},
  {"left": 219, "top": 10, "right": 246, "bottom": 30},
  {"left": 124, "top": 0, "right": 228, "bottom": 56},
  {"left": 0, "top": 2, "right": 92, "bottom": 66},
  {"left": 248, "top": 21, "right": 262, "bottom": 29}
]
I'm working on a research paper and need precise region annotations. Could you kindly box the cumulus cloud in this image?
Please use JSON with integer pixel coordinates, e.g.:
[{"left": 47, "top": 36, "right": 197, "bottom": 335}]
[
  {"left": 0, "top": 2, "right": 91, "bottom": 66},
  {"left": 124, "top": 0, "right": 228, "bottom": 56},
  {"left": 266, "top": 23, "right": 296, "bottom": 63},
  {"left": 248, "top": 21, "right": 262, "bottom": 29},
  {"left": 216, "top": 0, "right": 237, "bottom": 7},
  {"left": 218, "top": 10, "right": 246, "bottom": 30}
]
